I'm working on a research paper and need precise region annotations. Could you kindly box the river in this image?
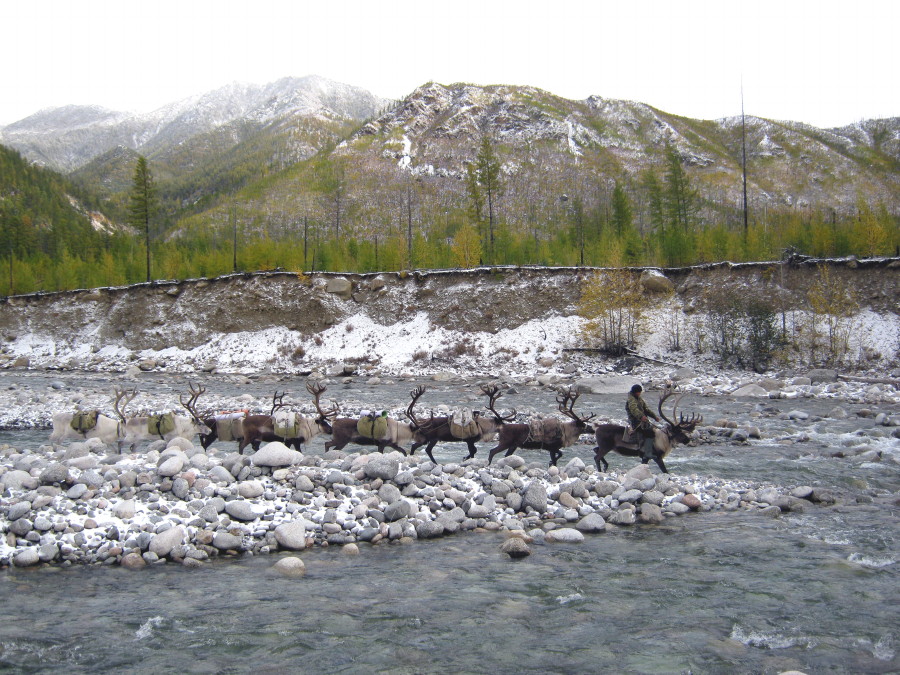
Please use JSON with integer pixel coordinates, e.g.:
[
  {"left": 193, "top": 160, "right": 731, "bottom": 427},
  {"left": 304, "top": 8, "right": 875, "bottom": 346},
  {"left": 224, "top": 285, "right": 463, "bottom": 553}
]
[{"left": 0, "top": 372, "right": 897, "bottom": 674}]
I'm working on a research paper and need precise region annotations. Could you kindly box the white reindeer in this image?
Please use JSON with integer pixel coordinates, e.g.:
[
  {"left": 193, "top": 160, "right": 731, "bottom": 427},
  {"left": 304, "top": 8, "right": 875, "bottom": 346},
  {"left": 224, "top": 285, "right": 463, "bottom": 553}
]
[
  {"left": 120, "top": 383, "right": 211, "bottom": 451},
  {"left": 49, "top": 387, "right": 135, "bottom": 452}
]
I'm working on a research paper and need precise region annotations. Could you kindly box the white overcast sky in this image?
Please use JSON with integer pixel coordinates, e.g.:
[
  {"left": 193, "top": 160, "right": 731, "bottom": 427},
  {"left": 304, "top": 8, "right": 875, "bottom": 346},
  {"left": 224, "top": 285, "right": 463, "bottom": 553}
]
[{"left": 1, "top": 0, "right": 897, "bottom": 128}]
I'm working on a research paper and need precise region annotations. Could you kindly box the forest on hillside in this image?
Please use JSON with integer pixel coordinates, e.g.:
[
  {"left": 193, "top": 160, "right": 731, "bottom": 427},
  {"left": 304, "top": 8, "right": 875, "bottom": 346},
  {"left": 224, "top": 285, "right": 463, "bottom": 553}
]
[{"left": 1, "top": 133, "right": 898, "bottom": 297}]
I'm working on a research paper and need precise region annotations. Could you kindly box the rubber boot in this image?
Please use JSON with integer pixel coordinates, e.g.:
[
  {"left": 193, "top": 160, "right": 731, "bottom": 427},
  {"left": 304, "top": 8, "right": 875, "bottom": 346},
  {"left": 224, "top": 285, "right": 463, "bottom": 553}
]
[{"left": 641, "top": 436, "right": 655, "bottom": 461}]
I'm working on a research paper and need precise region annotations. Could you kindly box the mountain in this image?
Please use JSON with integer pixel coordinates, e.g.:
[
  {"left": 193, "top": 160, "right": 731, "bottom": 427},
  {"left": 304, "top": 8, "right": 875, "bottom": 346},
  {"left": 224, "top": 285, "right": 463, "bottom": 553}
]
[
  {"left": 2, "top": 77, "right": 897, "bottom": 244},
  {"left": 0, "top": 75, "right": 387, "bottom": 173},
  {"left": 344, "top": 82, "right": 899, "bottom": 211},
  {"left": 0, "top": 143, "right": 121, "bottom": 264}
]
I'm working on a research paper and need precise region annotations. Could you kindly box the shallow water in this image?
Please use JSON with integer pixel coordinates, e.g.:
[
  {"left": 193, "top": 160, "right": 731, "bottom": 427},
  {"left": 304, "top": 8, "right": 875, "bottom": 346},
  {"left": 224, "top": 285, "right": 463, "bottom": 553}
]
[
  {"left": 1, "top": 373, "right": 898, "bottom": 673},
  {"left": 0, "top": 510, "right": 897, "bottom": 674}
]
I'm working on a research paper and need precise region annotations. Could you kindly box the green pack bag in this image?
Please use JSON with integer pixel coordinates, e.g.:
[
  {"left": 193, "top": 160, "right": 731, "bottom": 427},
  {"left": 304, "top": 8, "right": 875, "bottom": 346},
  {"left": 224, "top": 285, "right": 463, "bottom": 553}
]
[
  {"left": 148, "top": 413, "right": 176, "bottom": 437},
  {"left": 357, "top": 413, "right": 389, "bottom": 439},
  {"left": 70, "top": 410, "right": 99, "bottom": 433}
]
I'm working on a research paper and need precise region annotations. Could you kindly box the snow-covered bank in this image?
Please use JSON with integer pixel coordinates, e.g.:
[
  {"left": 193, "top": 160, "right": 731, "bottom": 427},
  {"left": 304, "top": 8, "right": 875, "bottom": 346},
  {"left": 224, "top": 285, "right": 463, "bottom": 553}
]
[{"left": 0, "top": 264, "right": 897, "bottom": 406}]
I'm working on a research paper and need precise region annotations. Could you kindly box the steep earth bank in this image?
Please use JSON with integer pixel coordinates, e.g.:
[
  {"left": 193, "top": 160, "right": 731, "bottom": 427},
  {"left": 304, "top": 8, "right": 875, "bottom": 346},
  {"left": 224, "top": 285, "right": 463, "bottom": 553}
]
[{"left": 0, "top": 259, "right": 897, "bottom": 376}]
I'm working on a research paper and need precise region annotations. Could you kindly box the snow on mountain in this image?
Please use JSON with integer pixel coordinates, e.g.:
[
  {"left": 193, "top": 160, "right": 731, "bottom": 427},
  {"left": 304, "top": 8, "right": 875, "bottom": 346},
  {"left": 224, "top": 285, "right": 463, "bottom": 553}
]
[{"left": 0, "top": 75, "right": 386, "bottom": 172}]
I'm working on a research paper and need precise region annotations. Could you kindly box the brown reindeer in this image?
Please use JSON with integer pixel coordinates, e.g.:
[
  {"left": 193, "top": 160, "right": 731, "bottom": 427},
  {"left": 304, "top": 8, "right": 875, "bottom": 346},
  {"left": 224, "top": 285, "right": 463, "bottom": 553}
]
[
  {"left": 592, "top": 384, "right": 702, "bottom": 473},
  {"left": 236, "top": 382, "right": 338, "bottom": 454},
  {"left": 483, "top": 385, "right": 595, "bottom": 466},
  {"left": 405, "top": 385, "right": 504, "bottom": 463},
  {"left": 324, "top": 405, "right": 416, "bottom": 455}
]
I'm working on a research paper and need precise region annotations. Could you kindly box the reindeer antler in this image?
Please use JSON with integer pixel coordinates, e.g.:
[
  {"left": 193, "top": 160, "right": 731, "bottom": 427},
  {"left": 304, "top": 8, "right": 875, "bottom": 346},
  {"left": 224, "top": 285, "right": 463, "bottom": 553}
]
[
  {"left": 657, "top": 382, "right": 701, "bottom": 429},
  {"left": 480, "top": 383, "right": 517, "bottom": 422},
  {"left": 656, "top": 383, "right": 677, "bottom": 427},
  {"left": 113, "top": 386, "right": 138, "bottom": 423},
  {"left": 268, "top": 390, "right": 287, "bottom": 416},
  {"left": 406, "top": 385, "right": 427, "bottom": 427},
  {"left": 556, "top": 386, "right": 596, "bottom": 423},
  {"left": 179, "top": 382, "right": 207, "bottom": 423},
  {"left": 307, "top": 380, "right": 339, "bottom": 419}
]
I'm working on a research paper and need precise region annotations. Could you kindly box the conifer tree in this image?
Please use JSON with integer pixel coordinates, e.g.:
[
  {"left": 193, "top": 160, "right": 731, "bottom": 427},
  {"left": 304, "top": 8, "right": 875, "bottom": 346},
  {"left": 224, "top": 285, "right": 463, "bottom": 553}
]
[
  {"left": 128, "top": 156, "right": 158, "bottom": 282},
  {"left": 466, "top": 136, "right": 503, "bottom": 262}
]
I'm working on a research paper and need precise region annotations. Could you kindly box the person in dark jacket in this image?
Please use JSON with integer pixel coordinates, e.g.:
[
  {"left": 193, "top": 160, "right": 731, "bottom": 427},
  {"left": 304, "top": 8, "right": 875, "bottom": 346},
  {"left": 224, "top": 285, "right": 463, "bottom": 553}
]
[{"left": 626, "top": 384, "right": 660, "bottom": 462}]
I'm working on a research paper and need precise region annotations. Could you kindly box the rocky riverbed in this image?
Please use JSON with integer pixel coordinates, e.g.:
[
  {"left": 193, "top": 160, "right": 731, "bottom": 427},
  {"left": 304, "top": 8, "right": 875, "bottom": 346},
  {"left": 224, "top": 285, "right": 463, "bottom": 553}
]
[
  {"left": 1, "top": 435, "right": 837, "bottom": 570},
  {"left": 1, "top": 364, "right": 899, "bottom": 570}
]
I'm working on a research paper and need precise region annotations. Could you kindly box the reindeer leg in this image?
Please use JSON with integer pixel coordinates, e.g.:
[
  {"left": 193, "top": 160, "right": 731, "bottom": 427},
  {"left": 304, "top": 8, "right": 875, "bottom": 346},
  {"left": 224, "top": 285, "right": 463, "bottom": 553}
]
[
  {"left": 486, "top": 445, "right": 506, "bottom": 465},
  {"left": 654, "top": 455, "right": 670, "bottom": 474},
  {"left": 387, "top": 442, "right": 408, "bottom": 456},
  {"left": 465, "top": 439, "right": 478, "bottom": 459},
  {"left": 593, "top": 447, "right": 610, "bottom": 472},
  {"left": 425, "top": 441, "right": 438, "bottom": 464},
  {"left": 549, "top": 448, "right": 562, "bottom": 466}
]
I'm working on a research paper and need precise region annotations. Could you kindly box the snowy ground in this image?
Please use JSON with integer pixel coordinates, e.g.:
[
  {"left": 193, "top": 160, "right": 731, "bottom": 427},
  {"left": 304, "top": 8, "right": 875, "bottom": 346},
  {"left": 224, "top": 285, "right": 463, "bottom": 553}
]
[{"left": 1, "top": 303, "right": 898, "bottom": 432}]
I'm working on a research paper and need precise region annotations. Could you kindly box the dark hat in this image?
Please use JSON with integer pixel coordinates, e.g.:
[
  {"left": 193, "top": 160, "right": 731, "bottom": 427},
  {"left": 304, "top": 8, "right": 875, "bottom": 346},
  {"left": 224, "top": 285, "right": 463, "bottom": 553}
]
[{"left": 630, "top": 384, "right": 643, "bottom": 393}]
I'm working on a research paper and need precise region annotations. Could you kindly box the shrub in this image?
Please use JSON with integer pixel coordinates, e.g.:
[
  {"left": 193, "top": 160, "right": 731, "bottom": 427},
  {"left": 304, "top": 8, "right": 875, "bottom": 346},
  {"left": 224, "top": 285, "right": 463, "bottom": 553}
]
[
  {"left": 801, "top": 264, "right": 860, "bottom": 366},
  {"left": 577, "top": 270, "right": 646, "bottom": 355},
  {"left": 695, "top": 283, "right": 783, "bottom": 371}
]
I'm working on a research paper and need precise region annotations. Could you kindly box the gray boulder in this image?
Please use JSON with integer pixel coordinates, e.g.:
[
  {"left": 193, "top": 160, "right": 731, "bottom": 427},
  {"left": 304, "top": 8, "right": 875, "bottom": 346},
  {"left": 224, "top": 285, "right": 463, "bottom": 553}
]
[
  {"left": 238, "top": 480, "right": 265, "bottom": 499},
  {"left": 295, "top": 475, "right": 316, "bottom": 492},
  {"left": 384, "top": 500, "right": 413, "bottom": 522},
  {"left": 2, "top": 470, "right": 37, "bottom": 491},
  {"left": 731, "top": 384, "right": 769, "bottom": 397},
  {"left": 213, "top": 531, "right": 244, "bottom": 551},
  {"left": 157, "top": 456, "right": 184, "bottom": 477},
  {"left": 251, "top": 442, "right": 304, "bottom": 467},
  {"left": 415, "top": 520, "right": 445, "bottom": 539},
  {"left": 13, "top": 548, "right": 41, "bottom": 567},
  {"left": 545, "top": 528, "right": 585, "bottom": 543},
  {"left": 274, "top": 520, "right": 308, "bottom": 550},
  {"left": 149, "top": 526, "right": 185, "bottom": 558},
  {"left": 7, "top": 501, "right": 32, "bottom": 521},
  {"left": 364, "top": 454, "right": 401, "bottom": 481},
  {"left": 500, "top": 537, "right": 531, "bottom": 558},
  {"left": 640, "top": 269, "right": 674, "bottom": 293},
  {"left": 39, "top": 463, "right": 71, "bottom": 485},
  {"left": 325, "top": 277, "right": 353, "bottom": 300},
  {"left": 273, "top": 557, "right": 307, "bottom": 577},
  {"left": 639, "top": 503, "right": 665, "bottom": 524},
  {"left": 522, "top": 482, "right": 548, "bottom": 513},
  {"left": 224, "top": 501, "right": 258, "bottom": 522},
  {"left": 575, "top": 513, "right": 607, "bottom": 532},
  {"left": 209, "top": 466, "right": 236, "bottom": 484}
]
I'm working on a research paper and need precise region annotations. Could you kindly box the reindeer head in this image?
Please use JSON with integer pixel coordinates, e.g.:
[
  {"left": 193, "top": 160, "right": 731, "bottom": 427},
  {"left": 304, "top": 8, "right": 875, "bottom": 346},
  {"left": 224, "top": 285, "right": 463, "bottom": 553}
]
[
  {"left": 556, "top": 386, "right": 596, "bottom": 428},
  {"left": 307, "top": 380, "right": 339, "bottom": 432},
  {"left": 180, "top": 382, "right": 211, "bottom": 434},
  {"left": 479, "top": 383, "right": 517, "bottom": 423},
  {"left": 657, "top": 383, "right": 702, "bottom": 444},
  {"left": 112, "top": 386, "right": 138, "bottom": 423}
]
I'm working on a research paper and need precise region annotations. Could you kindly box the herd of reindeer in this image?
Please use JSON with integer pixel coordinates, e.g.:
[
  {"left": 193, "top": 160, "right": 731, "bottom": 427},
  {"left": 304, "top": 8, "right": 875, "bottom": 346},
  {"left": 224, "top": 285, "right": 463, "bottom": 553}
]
[{"left": 49, "top": 381, "right": 703, "bottom": 474}]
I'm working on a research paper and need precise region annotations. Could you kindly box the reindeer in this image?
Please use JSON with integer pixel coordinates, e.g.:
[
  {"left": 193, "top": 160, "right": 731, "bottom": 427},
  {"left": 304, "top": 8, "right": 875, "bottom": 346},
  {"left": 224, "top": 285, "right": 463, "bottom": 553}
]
[
  {"left": 405, "top": 385, "right": 504, "bottom": 463},
  {"left": 120, "top": 382, "right": 212, "bottom": 452},
  {"left": 483, "top": 385, "right": 596, "bottom": 466},
  {"left": 49, "top": 387, "right": 137, "bottom": 451},
  {"left": 236, "top": 381, "right": 339, "bottom": 454},
  {"left": 592, "top": 384, "right": 702, "bottom": 473},
  {"left": 197, "top": 408, "right": 245, "bottom": 449},
  {"left": 323, "top": 405, "right": 416, "bottom": 455}
]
